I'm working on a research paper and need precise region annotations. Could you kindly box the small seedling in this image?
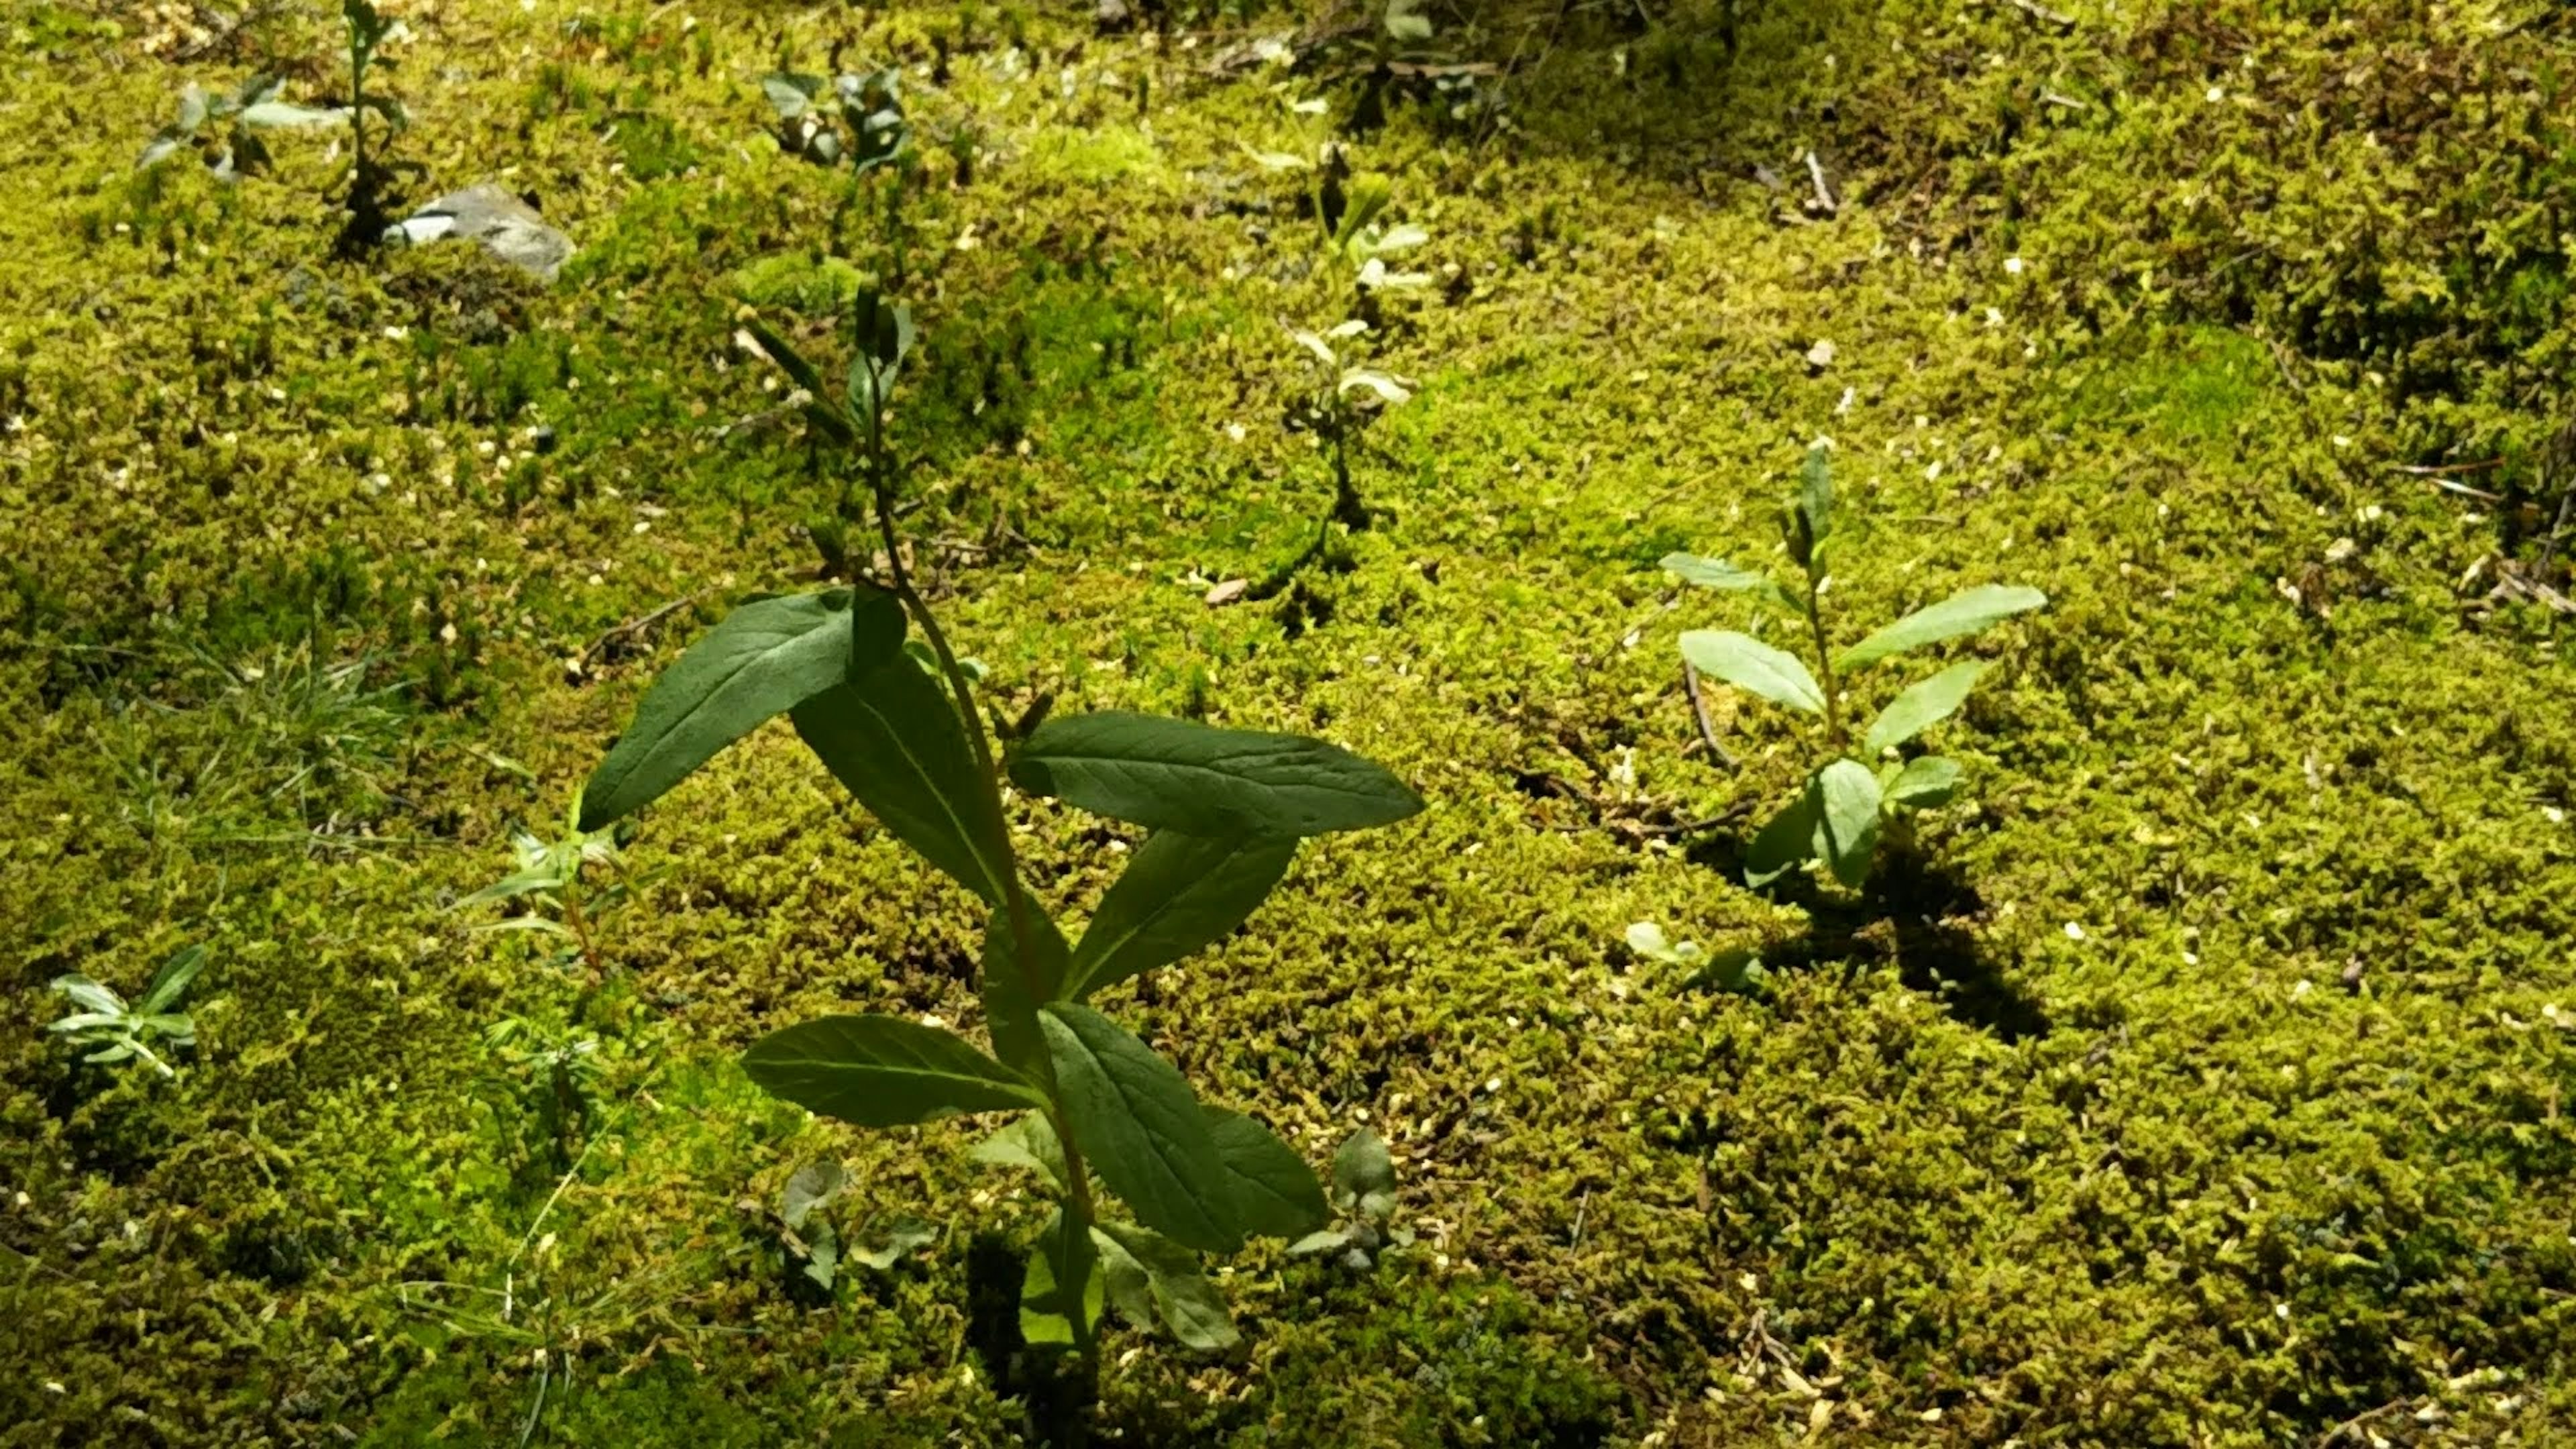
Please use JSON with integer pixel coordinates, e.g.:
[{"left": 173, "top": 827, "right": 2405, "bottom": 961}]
[
  {"left": 337, "top": 0, "right": 415, "bottom": 255},
  {"left": 481, "top": 1014, "right": 602, "bottom": 1171},
  {"left": 1285, "top": 319, "right": 1411, "bottom": 537},
  {"left": 48, "top": 945, "right": 207, "bottom": 1079},
  {"left": 1667, "top": 446, "right": 2047, "bottom": 888},
  {"left": 590, "top": 291, "right": 1423, "bottom": 1366},
  {"left": 769, "top": 1161, "right": 938, "bottom": 1298},
  {"left": 763, "top": 70, "right": 910, "bottom": 172},
  {"left": 139, "top": 76, "right": 347, "bottom": 179},
  {"left": 1625, "top": 921, "right": 1764, "bottom": 992},
  {"left": 453, "top": 793, "right": 627, "bottom": 973},
  {"left": 1286, "top": 1128, "right": 1411, "bottom": 1270},
  {"left": 1326, "top": 172, "right": 1431, "bottom": 292}
]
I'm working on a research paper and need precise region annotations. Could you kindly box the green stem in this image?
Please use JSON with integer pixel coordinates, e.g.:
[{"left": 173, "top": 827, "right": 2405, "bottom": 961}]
[
  {"left": 863, "top": 443, "right": 1101, "bottom": 1354},
  {"left": 1807, "top": 572, "right": 1843, "bottom": 750}
]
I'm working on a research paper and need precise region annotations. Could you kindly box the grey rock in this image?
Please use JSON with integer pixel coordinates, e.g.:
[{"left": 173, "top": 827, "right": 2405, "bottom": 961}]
[{"left": 385, "top": 184, "right": 574, "bottom": 282}]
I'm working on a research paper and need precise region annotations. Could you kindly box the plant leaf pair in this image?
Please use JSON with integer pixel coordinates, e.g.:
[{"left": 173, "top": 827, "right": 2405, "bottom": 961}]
[{"left": 580, "top": 588, "right": 907, "bottom": 830}]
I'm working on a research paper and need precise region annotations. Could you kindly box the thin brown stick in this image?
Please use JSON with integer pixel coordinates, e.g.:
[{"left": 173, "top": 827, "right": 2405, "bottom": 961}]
[{"left": 1682, "top": 660, "right": 1738, "bottom": 768}]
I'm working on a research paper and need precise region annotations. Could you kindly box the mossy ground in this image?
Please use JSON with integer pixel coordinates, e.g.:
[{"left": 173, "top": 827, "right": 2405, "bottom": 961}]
[{"left": 6, "top": 0, "right": 2576, "bottom": 1444}]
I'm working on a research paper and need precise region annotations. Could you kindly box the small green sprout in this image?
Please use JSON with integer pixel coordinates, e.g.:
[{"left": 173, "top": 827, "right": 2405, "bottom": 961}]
[
  {"left": 1286, "top": 1128, "right": 1412, "bottom": 1271},
  {"left": 48, "top": 945, "right": 207, "bottom": 1079},
  {"left": 1667, "top": 445, "right": 2048, "bottom": 888},
  {"left": 453, "top": 793, "right": 626, "bottom": 973},
  {"left": 1625, "top": 921, "right": 1766, "bottom": 992}
]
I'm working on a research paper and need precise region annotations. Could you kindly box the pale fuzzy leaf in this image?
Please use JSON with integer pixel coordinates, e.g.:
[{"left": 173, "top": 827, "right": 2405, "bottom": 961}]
[
  {"left": 1861, "top": 661, "right": 1989, "bottom": 755},
  {"left": 1678, "top": 630, "right": 1825, "bottom": 714},
  {"left": 1839, "top": 585, "right": 2048, "bottom": 670}
]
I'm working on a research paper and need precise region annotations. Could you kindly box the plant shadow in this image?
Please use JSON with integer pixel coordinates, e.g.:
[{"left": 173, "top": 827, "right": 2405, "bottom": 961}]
[{"left": 1686, "top": 831, "right": 2050, "bottom": 1042}]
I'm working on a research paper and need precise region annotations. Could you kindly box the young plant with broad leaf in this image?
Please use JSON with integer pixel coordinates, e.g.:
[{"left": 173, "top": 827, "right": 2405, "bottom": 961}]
[
  {"left": 1666, "top": 447, "right": 2047, "bottom": 888},
  {"left": 582, "top": 291, "right": 1422, "bottom": 1360},
  {"left": 48, "top": 945, "right": 208, "bottom": 1080}
]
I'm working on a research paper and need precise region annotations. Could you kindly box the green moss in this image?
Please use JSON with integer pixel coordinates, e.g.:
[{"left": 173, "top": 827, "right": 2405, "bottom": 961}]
[{"left": 7, "top": 0, "right": 2576, "bottom": 1444}]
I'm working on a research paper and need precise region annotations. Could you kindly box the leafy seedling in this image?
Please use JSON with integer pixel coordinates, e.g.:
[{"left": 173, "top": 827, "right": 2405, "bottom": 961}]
[
  {"left": 337, "top": 0, "right": 416, "bottom": 255},
  {"left": 587, "top": 292, "right": 1423, "bottom": 1368},
  {"left": 452, "top": 792, "right": 628, "bottom": 974},
  {"left": 1327, "top": 171, "right": 1432, "bottom": 292},
  {"left": 1287, "top": 1128, "right": 1411, "bottom": 1270},
  {"left": 49, "top": 945, "right": 207, "bottom": 1079},
  {"left": 480, "top": 1014, "right": 602, "bottom": 1172},
  {"left": 139, "top": 75, "right": 347, "bottom": 179},
  {"left": 763, "top": 70, "right": 910, "bottom": 172},
  {"left": 1666, "top": 446, "right": 2047, "bottom": 888},
  {"left": 1281, "top": 319, "right": 1410, "bottom": 541},
  {"left": 1625, "top": 921, "right": 1765, "bottom": 993}
]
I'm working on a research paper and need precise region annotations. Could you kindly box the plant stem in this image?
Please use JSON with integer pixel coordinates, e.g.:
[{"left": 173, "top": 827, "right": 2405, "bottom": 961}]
[
  {"left": 1806, "top": 572, "right": 1844, "bottom": 749},
  {"left": 863, "top": 442, "right": 1102, "bottom": 1355}
]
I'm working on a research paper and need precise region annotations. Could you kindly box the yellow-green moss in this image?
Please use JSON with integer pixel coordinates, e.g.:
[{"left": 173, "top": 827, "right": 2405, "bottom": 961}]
[{"left": 7, "top": 1, "right": 2576, "bottom": 1445}]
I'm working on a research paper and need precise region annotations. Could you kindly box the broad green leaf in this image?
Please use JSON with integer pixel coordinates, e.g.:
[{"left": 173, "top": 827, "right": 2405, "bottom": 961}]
[
  {"left": 1010, "top": 712, "right": 1421, "bottom": 839},
  {"left": 1797, "top": 445, "right": 1835, "bottom": 549},
  {"left": 50, "top": 975, "right": 126, "bottom": 1018},
  {"left": 1861, "top": 661, "right": 1989, "bottom": 756},
  {"left": 237, "top": 101, "right": 348, "bottom": 129},
  {"left": 1020, "top": 1209, "right": 1103, "bottom": 1349},
  {"left": 581, "top": 589, "right": 906, "bottom": 829},
  {"left": 850, "top": 1214, "right": 937, "bottom": 1271},
  {"left": 1331, "top": 1128, "right": 1397, "bottom": 1222},
  {"left": 742, "top": 1014, "right": 1044, "bottom": 1127},
  {"left": 782, "top": 1161, "right": 847, "bottom": 1230},
  {"left": 1662, "top": 553, "right": 1791, "bottom": 610},
  {"left": 1743, "top": 784, "right": 1819, "bottom": 888},
  {"left": 1093, "top": 1222, "right": 1239, "bottom": 1350},
  {"left": 1205, "top": 1108, "right": 1328, "bottom": 1238},
  {"left": 1287, "top": 1228, "right": 1352, "bottom": 1257},
  {"left": 971, "top": 1111, "right": 1068, "bottom": 1193},
  {"left": 1887, "top": 755, "right": 1964, "bottom": 810},
  {"left": 1040, "top": 1004, "right": 1241, "bottom": 1253},
  {"left": 1678, "top": 631, "right": 1825, "bottom": 714},
  {"left": 1838, "top": 585, "right": 2047, "bottom": 671},
  {"left": 981, "top": 898, "right": 1069, "bottom": 1074},
  {"left": 1813, "top": 760, "right": 1884, "bottom": 888},
  {"left": 761, "top": 72, "right": 820, "bottom": 119},
  {"left": 792, "top": 653, "right": 1016, "bottom": 905},
  {"left": 1093, "top": 1224, "right": 1159, "bottom": 1328},
  {"left": 1067, "top": 833, "right": 1297, "bottom": 999}
]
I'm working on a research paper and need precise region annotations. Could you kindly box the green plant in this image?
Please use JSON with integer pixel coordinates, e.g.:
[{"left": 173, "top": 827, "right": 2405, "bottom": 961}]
[
  {"left": 1666, "top": 447, "right": 2047, "bottom": 888},
  {"left": 138, "top": 75, "right": 347, "bottom": 179},
  {"left": 761, "top": 70, "right": 910, "bottom": 173},
  {"left": 1283, "top": 320, "right": 1411, "bottom": 541},
  {"left": 48, "top": 945, "right": 207, "bottom": 1079},
  {"left": 1285, "top": 1128, "right": 1412, "bottom": 1270},
  {"left": 480, "top": 1013, "right": 602, "bottom": 1171},
  {"left": 452, "top": 793, "right": 628, "bottom": 975},
  {"left": 337, "top": 0, "right": 413, "bottom": 256},
  {"left": 583, "top": 292, "right": 1423, "bottom": 1365},
  {"left": 767, "top": 1161, "right": 936, "bottom": 1300},
  {"left": 1624, "top": 921, "right": 1764, "bottom": 992}
]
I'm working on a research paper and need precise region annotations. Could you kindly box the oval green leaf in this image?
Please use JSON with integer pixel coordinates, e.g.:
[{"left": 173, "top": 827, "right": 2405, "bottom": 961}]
[
  {"left": 1069, "top": 833, "right": 1299, "bottom": 1000},
  {"left": 1743, "top": 784, "right": 1819, "bottom": 888},
  {"left": 1205, "top": 1107, "right": 1329, "bottom": 1238},
  {"left": 792, "top": 653, "right": 1015, "bottom": 905},
  {"left": 1860, "top": 660, "right": 1989, "bottom": 756},
  {"left": 1092, "top": 1222, "right": 1239, "bottom": 1350},
  {"left": 743, "top": 1014, "right": 1046, "bottom": 1127},
  {"left": 1678, "top": 630, "right": 1825, "bottom": 714},
  {"left": 982, "top": 896, "right": 1069, "bottom": 1074},
  {"left": 1837, "top": 584, "right": 2047, "bottom": 671},
  {"left": 1813, "top": 760, "right": 1884, "bottom": 888},
  {"left": 581, "top": 589, "right": 906, "bottom": 830},
  {"left": 1040, "top": 1003, "right": 1241, "bottom": 1254},
  {"left": 1009, "top": 712, "right": 1422, "bottom": 839},
  {"left": 1887, "top": 755, "right": 1964, "bottom": 810}
]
